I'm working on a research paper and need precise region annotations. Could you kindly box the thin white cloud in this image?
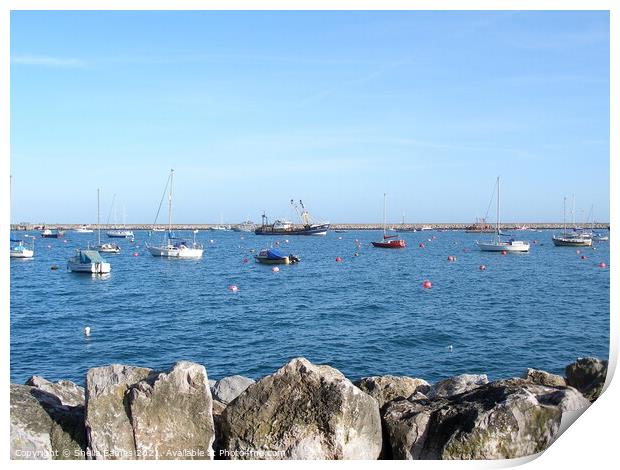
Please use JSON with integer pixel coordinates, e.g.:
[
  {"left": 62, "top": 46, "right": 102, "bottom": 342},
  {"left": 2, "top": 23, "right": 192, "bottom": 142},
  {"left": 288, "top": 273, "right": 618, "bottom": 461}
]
[{"left": 11, "top": 55, "right": 86, "bottom": 68}]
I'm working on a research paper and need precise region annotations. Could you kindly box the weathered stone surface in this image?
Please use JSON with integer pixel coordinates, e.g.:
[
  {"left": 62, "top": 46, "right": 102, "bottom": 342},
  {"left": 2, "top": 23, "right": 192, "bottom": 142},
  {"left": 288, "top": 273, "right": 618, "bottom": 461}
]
[
  {"left": 565, "top": 357, "right": 608, "bottom": 402},
  {"left": 383, "top": 378, "right": 562, "bottom": 460},
  {"left": 10, "top": 384, "right": 86, "bottom": 460},
  {"left": 221, "top": 357, "right": 382, "bottom": 459},
  {"left": 428, "top": 374, "right": 488, "bottom": 398},
  {"left": 85, "top": 365, "right": 153, "bottom": 460},
  {"left": 212, "top": 375, "right": 255, "bottom": 405},
  {"left": 522, "top": 369, "right": 566, "bottom": 387},
  {"left": 128, "top": 361, "right": 215, "bottom": 460},
  {"left": 25, "top": 376, "right": 85, "bottom": 407},
  {"left": 355, "top": 375, "right": 430, "bottom": 408}
]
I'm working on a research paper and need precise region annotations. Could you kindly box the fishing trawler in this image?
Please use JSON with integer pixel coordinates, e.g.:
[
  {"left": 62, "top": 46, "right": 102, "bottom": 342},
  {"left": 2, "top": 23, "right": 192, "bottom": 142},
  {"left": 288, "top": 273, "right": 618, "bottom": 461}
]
[{"left": 255, "top": 200, "right": 329, "bottom": 236}]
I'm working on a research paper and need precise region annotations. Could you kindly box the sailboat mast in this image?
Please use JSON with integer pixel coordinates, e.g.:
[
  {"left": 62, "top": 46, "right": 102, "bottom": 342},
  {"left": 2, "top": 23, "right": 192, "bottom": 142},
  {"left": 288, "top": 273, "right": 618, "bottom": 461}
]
[
  {"left": 571, "top": 193, "right": 575, "bottom": 229},
  {"left": 97, "top": 188, "right": 101, "bottom": 245},
  {"left": 168, "top": 169, "right": 174, "bottom": 233},
  {"left": 563, "top": 196, "right": 567, "bottom": 234},
  {"left": 383, "top": 193, "right": 387, "bottom": 237},
  {"left": 496, "top": 177, "right": 500, "bottom": 243}
]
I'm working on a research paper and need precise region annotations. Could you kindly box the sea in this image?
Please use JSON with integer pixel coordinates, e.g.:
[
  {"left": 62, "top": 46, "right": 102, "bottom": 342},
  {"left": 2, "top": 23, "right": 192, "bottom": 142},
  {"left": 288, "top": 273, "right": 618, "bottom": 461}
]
[{"left": 10, "top": 229, "right": 610, "bottom": 385}]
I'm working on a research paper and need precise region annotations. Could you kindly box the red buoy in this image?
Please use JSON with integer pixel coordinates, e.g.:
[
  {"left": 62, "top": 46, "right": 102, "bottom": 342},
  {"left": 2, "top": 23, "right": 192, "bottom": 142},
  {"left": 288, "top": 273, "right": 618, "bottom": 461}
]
[
  {"left": 133, "top": 252, "right": 139, "bottom": 257},
  {"left": 335, "top": 257, "right": 343, "bottom": 262},
  {"left": 479, "top": 265, "right": 486, "bottom": 271},
  {"left": 599, "top": 262, "right": 607, "bottom": 268},
  {"left": 501, "top": 250, "right": 507, "bottom": 255},
  {"left": 447, "top": 255, "right": 456, "bottom": 262},
  {"left": 242, "top": 258, "right": 249, "bottom": 264},
  {"left": 419, "top": 243, "right": 425, "bottom": 248},
  {"left": 422, "top": 280, "right": 432, "bottom": 289},
  {"left": 581, "top": 255, "right": 587, "bottom": 260},
  {"left": 576, "top": 249, "right": 581, "bottom": 254},
  {"left": 228, "top": 284, "right": 239, "bottom": 293}
]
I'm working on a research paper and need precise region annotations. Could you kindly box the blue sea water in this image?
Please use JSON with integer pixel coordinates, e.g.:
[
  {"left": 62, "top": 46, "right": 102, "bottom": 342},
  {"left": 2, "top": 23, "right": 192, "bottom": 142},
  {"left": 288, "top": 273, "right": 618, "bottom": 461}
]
[{"left": 10, "top": 229, "right": 610, "bottom": 385}]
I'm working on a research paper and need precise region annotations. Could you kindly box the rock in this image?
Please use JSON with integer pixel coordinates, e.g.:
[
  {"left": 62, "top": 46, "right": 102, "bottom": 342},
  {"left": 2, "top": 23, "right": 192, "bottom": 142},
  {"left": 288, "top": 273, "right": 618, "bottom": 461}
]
[
  {"left": 522, "top": 369, "right": 566, "bottom": 387},
  {"left": 355, "top": 375, "right": 430, "bottom": 408},
  {"left": 565, "top": 357, "right": 608, "bottom": 402},
  {"left": 212, "top": 375, "right": 255, "bottom": 405},
  {"left": 25, "top": 376, "right": 85, "bottom": 407},
  {"left": 383, "top": 379, "right": 562, "bottom": 460},
  {"left": 220, "top": 357, "right": 382, "bottom": 459},
  {"left": 128, "top": 361, "right": 215, "bottom": 460},
  {"left": 10, "top": 384, "right": 86, "bottom": 460},
  {"left": 428, "top": 374, "right": 488, "bottom": 398},
  {"left": 85, "top": 364, "right": 153, "bottom": 459}
]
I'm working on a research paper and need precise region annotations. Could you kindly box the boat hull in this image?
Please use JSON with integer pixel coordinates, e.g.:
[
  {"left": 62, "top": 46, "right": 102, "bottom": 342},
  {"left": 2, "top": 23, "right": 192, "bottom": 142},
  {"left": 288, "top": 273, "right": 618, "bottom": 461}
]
[
  {"left": 10, "top": 249, "right": 34, "bottom": 258},
  {"left": 107, "top": 231, "right": 134, "bottom": 238},
  {"left": 372, "top": 240, "right": 406, "bottom": 248},
  {"left": 476, "top": 241, "right": 530, "bottom": 252},
  {"left": 552, "top": 236, "right": 592, "bottom": 247},
  {"left": 255, "top": 223, "right": 330, "bottom": 236},
  {"left": 147, "top": 245, "right": 203, "bottom": 258},
  {"left": 96, "top": 244, "right": 121, "bottom": 254},
  {"left": 67, "top": 260, "right": 111, "bottom": 273},
  {"left": 255, "top": 256, "right": 290, "bottom": 265}
]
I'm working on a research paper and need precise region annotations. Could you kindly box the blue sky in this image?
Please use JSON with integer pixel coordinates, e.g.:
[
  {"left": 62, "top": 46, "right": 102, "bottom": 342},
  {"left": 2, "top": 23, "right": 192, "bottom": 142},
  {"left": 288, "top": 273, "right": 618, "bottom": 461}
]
[{"left": 10, "top": 10, "right": 610, "bottom": 224}]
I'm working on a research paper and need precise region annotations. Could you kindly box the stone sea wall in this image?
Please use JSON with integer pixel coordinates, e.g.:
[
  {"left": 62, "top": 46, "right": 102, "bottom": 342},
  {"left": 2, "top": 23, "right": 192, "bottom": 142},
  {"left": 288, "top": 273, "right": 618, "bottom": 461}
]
[{"left": 10, "top": 357, "right": 607, "bottom": 460}]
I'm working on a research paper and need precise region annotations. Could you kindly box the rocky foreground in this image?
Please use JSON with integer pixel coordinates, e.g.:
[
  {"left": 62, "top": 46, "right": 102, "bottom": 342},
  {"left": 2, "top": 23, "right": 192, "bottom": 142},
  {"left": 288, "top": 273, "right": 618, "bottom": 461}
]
[{"left": 10, "top": 357, "right": 607, "bottom": 460}]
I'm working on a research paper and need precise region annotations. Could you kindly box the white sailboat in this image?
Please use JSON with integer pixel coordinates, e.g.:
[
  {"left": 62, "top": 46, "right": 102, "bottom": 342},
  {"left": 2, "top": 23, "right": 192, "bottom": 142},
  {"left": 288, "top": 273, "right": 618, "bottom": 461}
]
[
  {"left": 552, "top": 195, "right": 592, "bottom": 247},
  {"left": 92, "top": 189, "right": 120, "bottom": 253},
  {"left": 106, "top": 195, "right": 134, "bottom": 239},
  {"left": 146, "top": 169, "right": 204, "bottom": 258},
  {"left": 477, "top": 177, "right": 530, "bottom": 252},
  {"left": 10, "top": 175, "right": 34, "bottom": 259}
]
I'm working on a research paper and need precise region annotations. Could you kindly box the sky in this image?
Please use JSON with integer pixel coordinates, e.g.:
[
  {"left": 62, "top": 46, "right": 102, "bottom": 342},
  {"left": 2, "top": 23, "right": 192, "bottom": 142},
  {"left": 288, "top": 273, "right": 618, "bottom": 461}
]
[{"left": 9, "top": 10, "right": 610, "bottom": 224}]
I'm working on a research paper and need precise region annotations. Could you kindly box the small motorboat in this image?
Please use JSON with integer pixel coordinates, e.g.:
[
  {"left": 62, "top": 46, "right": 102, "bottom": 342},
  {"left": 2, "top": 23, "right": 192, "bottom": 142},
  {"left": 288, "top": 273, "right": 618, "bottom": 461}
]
[
  {"left": 106, "top": 229, "right": 134, "bottom": 239},
  {"left": 67, "top": 249, "right": 111, "bottom": 274},
  {"left": 41, "top": 228, "right": 64, "bottom": 238},
  {"left": 10, "top": 239, "right": 34, "bottom": 258},
  {"left": 73, "top": 225, "right": 94, "bottom": 233},
  {"left": 255, "top": 248, "right": 300, "bottom": 265},
  {"left": 96, "top": 243, "right": 121, "bottom": 254}
]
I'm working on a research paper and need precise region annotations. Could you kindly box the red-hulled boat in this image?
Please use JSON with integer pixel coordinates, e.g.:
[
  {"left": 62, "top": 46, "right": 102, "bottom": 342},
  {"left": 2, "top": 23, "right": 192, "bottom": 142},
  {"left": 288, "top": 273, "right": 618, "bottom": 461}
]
[
  {"left": 372, "top": 193, "right": 406, "bottom": 249},
  {"left": 372, "top": 234, "right": 406, "bottom": 248}
]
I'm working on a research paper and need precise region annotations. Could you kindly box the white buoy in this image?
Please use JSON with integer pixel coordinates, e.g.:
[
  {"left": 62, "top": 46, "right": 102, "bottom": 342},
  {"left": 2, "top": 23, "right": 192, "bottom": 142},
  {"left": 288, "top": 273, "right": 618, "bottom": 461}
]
[
  {"left": 447, "top": 345, "right": 453, "bottom": 352},
  {"left": 272, "top": 266, "right": 279, "bottom": 273},
  {"left": 83, "top": 326, "right": 91, "bottom": 337}
]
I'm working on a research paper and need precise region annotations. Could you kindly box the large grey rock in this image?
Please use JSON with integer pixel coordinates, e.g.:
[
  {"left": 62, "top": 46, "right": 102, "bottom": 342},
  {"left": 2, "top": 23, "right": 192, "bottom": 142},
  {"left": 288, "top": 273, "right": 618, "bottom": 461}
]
[
  {"left": 522, "top": 369, "right": 566, "bottom": 387},
  {"left": 565, "top": 357, "right": 608, "bottom": 402},
  {"left": 220, "top": 357, "right": 382, "bottom": 459},
  {"left": 355, "top": 375, "right": 430, "bottom": 408},
  {"left": 129, "top": 361, "right": 215, "bottom": 460},
  {"left": 428, "top": 374, "right": 488, "bottom": 398},
  {"left": 383, "top": 378, "right": 562, "bottom": 460},
  {"left": 25, "top": 376, "right": 85, "bottom": 407},
  {"left": 85, "top": 365, "right": 153, "bottom": 459},
  {"left": 212, "top": 375, "right": 255, "bottom": 405},
  {"left": 10, "top": 384, "right": 86, "bottom": 460}
]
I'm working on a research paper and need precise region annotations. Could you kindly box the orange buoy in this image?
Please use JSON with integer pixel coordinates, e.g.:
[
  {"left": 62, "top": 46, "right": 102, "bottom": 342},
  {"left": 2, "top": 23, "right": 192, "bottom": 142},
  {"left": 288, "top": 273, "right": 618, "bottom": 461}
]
[
  {"left": 479, "top": 265, "right": 486, "bottom": 271},
  {"left": 228, "top": 284, "right": 239, "bottom": 293},
  {"left": 422, "top": 280, "right": 432, "bottom": 289},
  {"left": 599, "top": 262, "right": 607, "bottom": 268},
  {"left": 335, "top": 257, "right": 343, "bottom": 262}
]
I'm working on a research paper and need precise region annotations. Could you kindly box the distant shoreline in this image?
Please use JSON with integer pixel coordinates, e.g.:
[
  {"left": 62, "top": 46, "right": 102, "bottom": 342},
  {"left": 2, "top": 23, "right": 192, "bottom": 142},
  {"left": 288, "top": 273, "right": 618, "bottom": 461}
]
[{"left": 11, "top": 223, "right": 611, "bottom": 231}]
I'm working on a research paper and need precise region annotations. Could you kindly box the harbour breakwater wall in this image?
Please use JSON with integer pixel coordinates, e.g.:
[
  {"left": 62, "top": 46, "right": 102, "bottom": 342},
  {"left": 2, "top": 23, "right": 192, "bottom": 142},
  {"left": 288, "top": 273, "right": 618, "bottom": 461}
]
[
  {"left": 10, "top": 222, "right": 611, "bottom": 231},
  {"left": 10, "top": 357, "right": 607, "bottom": 460}
]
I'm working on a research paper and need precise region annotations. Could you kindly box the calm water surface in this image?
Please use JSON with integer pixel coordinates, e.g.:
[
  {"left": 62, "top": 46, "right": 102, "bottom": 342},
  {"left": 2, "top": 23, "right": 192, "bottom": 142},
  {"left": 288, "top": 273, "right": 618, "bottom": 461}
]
[{"left": 10, "top": 229, "right": 610, "bottom": 385}]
